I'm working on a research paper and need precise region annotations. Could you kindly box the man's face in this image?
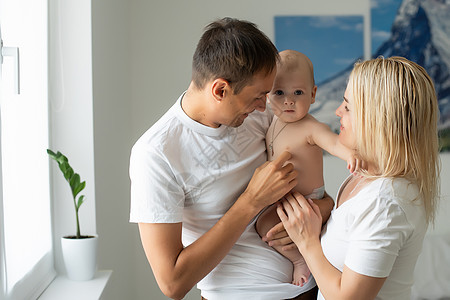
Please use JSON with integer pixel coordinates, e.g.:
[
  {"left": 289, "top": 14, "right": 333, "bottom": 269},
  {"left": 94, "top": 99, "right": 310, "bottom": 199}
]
[{"left": 219, "top": 69, "right": 276, "bottom": 128}]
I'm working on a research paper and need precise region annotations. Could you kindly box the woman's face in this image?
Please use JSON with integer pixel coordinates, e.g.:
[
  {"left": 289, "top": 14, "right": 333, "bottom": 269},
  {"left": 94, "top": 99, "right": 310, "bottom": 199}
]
[{"left": 336, "top": 82, "right": 356, "bottom": 150}]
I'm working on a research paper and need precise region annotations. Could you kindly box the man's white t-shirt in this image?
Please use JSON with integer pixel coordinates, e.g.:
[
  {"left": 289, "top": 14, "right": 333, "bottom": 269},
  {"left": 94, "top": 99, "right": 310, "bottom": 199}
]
[
  {"left": 318, "top": 176, "right": 427, "bottom": 300},
  {"left": 129, "top": 93, "right": 315, "bottom": 299}
]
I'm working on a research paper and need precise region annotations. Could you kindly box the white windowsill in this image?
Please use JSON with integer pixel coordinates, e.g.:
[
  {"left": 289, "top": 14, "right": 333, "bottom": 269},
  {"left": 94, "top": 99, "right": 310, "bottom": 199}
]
[{"left": 38, "top": 270, "right": 112, "bottom": 300}]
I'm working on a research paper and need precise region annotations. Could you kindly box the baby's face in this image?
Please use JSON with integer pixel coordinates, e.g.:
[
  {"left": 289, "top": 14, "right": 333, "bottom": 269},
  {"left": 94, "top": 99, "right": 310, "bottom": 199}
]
[{"left": 268, "top": 68, "right": 316, "bottom": 123}]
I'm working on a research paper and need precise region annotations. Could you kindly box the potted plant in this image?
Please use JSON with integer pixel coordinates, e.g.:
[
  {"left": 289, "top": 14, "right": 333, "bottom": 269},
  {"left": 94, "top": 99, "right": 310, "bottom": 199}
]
[{"left": 47, "top": 149, "right": 98, "bottom": 281}]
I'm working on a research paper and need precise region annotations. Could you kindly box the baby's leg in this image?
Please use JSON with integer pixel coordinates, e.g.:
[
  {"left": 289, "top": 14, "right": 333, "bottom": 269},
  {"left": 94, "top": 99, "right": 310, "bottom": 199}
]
[{"left": 256, "top": 204, "right": 310, "bottom": 286}]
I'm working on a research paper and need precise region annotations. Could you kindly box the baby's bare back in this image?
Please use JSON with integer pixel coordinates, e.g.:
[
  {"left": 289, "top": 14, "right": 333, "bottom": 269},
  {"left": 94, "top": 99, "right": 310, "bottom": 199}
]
[{"left": 267, "top": 115, "right": 324, "bottom": 196}]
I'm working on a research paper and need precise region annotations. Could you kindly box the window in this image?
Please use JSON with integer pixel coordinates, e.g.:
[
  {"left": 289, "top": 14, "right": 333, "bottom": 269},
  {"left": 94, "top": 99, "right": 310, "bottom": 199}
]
[{"left": 0, "top": 0, "right": 55, "bottom": 299}]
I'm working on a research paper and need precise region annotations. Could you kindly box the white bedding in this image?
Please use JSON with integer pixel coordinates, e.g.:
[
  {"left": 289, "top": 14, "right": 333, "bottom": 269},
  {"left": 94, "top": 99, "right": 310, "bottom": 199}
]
[
  {"left": 411, "top": 233, "right": 450, "bottom": 300},
  {"left": 407, "top": 154, "right": 450, "bottom": 300}
]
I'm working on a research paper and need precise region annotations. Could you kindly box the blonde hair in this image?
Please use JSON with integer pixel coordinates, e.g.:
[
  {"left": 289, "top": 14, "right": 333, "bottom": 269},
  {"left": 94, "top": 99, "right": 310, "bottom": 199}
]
[{"left": 349, "top": 56, "right": 440, "bottom": 224}]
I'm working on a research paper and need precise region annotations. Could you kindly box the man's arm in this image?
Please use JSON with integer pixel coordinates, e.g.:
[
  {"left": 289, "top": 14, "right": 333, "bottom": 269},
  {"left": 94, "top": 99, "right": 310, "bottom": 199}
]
[
  {"left": 139, "top": 151, "right": 297, "bottom": 299},
  {"left": 139, "top": 204, "right": 256, "bottom": 299}
]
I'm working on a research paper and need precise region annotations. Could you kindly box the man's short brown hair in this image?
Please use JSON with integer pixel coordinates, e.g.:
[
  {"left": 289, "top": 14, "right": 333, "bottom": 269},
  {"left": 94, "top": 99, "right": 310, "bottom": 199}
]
[{"left": 192, "top": 17, "right": 279, "bottom": 94}]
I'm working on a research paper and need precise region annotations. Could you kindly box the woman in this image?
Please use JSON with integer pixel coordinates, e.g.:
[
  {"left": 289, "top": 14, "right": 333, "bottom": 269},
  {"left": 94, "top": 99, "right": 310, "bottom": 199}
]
[{"left": 273, "top": 56, "right": 440, "bottom": 299}]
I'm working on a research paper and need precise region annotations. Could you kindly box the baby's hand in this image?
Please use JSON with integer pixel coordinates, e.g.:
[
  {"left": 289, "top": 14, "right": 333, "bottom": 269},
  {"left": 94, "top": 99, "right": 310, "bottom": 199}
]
[{"left": 347, "top": 154, "right": 366, "bottom": 173}]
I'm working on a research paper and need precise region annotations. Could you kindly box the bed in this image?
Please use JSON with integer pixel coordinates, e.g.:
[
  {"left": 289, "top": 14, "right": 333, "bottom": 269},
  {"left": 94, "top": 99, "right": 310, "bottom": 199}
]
[
  {"left": 411, "top": 154, "right": 450, "bottom": 300},
  {"left": 412, "top": 233, "right": 450, "bottom": 299}
]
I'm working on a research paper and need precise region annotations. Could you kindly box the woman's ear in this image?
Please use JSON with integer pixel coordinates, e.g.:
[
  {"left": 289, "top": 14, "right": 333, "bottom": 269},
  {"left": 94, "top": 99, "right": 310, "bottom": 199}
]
[{"left": 211, "top": 78, "right": 229, "bottom": 102}]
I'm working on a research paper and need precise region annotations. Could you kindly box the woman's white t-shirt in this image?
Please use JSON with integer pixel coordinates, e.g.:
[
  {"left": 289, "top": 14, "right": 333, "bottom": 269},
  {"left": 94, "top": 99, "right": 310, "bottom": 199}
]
[{"left": 318, "top": 176, "right": 427, "bottom": 300}]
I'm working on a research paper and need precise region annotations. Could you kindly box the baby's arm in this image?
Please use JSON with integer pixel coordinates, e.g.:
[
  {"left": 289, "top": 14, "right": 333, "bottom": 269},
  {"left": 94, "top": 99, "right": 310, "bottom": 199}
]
[{"left": 308, "top": 121, "right": 363, "bottom": 173}]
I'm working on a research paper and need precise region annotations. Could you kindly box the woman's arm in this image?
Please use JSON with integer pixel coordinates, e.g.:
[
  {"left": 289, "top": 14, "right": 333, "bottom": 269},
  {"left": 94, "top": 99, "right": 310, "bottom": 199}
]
[{"left": 277, "top": 192, "right": 386, "bottom": 300}]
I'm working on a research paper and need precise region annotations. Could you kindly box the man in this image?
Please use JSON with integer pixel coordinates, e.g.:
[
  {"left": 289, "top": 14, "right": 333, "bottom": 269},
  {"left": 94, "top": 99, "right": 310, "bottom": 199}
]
[{"left": 130, "top": 17, "right": 332, "bottom": 299}]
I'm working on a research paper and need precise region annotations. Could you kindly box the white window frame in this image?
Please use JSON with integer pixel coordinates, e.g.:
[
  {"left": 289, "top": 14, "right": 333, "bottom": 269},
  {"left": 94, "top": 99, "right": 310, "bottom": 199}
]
[
  {"left": 0, "top": 0, "right": 55, "bottom": 298},
  {"left": 1, "top": 0, "right": 96, "bottom": 298},
  {"left": 0, "top": 143, "right": 5, "bottom": 296}
]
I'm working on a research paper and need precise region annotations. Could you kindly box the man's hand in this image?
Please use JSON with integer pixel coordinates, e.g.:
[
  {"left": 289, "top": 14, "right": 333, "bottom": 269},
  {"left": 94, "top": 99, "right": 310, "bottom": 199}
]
[{"left": 242, "top": 151, "right": 298, "bottom": 212}]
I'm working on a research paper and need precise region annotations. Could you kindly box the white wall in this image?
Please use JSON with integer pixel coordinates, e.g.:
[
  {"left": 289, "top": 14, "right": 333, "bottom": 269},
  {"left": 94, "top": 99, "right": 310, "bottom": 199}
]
[
  {"left": 128, "top": 0, "right": 370, "bottom": 143},
  {"left": 91, "top": 0, "right": 137, "bottom": 299},
  {"left": 91, "top": 1, "right": 450, "bottom": 299}
]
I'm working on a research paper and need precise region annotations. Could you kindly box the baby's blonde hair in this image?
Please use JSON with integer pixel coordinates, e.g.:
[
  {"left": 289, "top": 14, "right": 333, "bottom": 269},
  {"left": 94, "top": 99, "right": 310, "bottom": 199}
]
[
  {"left": 279, "top": 50, "right": 315, "bottom": 87},
  {"left": 349, "top": 56, "right": 440, "bottom": 224}
]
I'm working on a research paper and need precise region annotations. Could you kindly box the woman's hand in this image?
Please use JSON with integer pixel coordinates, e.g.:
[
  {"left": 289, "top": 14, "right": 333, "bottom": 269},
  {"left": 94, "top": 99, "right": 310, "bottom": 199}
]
[
  {"left": 263, "top": 220, "right": 297, "bottom": 251},
  {"left": 276, "top": 192, "right": 323, "bottom": 252}
]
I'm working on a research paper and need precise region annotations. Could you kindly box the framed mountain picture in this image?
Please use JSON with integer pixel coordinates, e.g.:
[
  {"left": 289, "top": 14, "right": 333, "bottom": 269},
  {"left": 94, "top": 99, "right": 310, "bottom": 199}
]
[
  {"left": 274, "top": 0, "right": 450, "bottom": 151},
  {"left": 371, "top": 0, "right": 450, "bottom": 151}
]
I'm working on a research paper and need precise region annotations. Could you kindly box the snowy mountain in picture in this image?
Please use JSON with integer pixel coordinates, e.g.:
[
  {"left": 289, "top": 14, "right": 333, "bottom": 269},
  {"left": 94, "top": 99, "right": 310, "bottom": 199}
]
[{"left": 312, "top": 0, "right": 450, "bottom": 132}]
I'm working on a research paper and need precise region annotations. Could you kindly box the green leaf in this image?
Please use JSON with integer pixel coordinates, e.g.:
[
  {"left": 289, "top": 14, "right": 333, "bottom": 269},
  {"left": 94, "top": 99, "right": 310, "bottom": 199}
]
[
  {"left": 54, "top": 151, "right": 67, "bottom": 164},
  {"left": 59, "top": 154, "right": 68, "bottom": 164},
  {"left": 77, "top": 195, "right": 85, "bottom": 209},
  {"left": 60, "top": 162, "right": 74, "bottom": 181},
  {"left": 47, "top": 149, "right": 57, "bottom": 159},
  {"left": 73, "top": 181, "right": 86, "bottom": 198},
  {"left": 70, "top": 173, "right": 81, "bottom": 196}
]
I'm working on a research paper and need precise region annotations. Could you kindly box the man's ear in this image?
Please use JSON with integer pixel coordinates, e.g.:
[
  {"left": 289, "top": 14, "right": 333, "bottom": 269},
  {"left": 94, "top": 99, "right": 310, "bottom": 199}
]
[
  {"left": 311, "top": 85, "right": 317, "bottom": 104},
  {"left": 211, "top": 78, "right": 229, "bottom": 102}
]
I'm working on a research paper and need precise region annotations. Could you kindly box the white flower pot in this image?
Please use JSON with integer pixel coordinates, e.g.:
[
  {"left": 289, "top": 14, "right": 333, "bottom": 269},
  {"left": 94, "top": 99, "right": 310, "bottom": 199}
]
[{"left": 61, "top": 235, "right": 98, "bottom": 281}]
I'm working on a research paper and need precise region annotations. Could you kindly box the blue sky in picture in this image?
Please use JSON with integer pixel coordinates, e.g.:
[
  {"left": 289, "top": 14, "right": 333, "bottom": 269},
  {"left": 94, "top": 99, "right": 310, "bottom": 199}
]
[
  {"left": 275, "top": 16, "right": 363, "bottom": 85},
  {"left": 371, "top": 0, "right": 403, "bottom": 53}
]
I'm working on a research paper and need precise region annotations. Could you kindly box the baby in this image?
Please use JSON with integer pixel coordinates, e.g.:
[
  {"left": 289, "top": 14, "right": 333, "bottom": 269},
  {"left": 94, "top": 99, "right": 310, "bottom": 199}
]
[{"left": 256, "top": 50, "right": 360, "bottom": 286}]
